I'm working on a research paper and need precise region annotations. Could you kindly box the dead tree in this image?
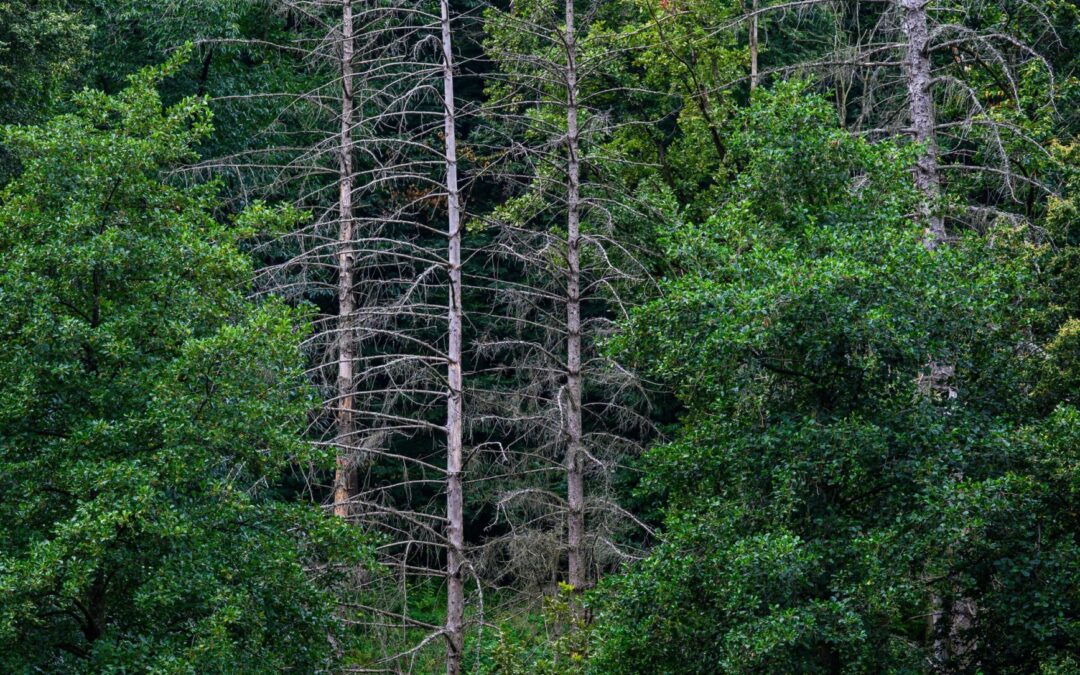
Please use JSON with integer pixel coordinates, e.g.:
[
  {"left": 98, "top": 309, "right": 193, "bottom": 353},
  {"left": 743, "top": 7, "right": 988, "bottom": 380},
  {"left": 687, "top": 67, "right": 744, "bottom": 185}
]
[
  {"left": 813, "top": 0, "right": 1057, "bottom": 232},
  {"left": 898, "top": 0, "right": 944, "bottom": 245},
  {"left": 563, "top": 0, "right": 587, "bottom": 592},
  {"left": 182, "top": 1, "right": 480, "bottom": 670},
  {"left": 333, "top": 0, "right": 359, "bottom": 517},
  {"left": 625, "top": 0, "right": 1058, "bottom": 230},
  {"left": 439, "top": 0, "right": 466, "bottom": 668},
  {"left": 472, "top": 0, "right": 656, "bottom": 594}
]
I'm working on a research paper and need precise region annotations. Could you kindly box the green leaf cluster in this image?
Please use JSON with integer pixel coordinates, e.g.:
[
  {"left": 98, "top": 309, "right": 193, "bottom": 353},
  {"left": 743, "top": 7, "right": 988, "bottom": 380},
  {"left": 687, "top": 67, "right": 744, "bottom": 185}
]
[
  {"left": 0, "top": 57, "right": 369, "bottom": 672},
  {"left": 591, "top": 82, "right": 1080, "bottom": 673}
]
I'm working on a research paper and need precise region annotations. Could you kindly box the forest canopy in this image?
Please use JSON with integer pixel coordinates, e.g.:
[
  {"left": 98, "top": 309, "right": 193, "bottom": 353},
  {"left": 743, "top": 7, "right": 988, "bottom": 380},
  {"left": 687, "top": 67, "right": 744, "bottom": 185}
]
[{"left": 1, "top": 0, "right": 1078, "bottom": 672}]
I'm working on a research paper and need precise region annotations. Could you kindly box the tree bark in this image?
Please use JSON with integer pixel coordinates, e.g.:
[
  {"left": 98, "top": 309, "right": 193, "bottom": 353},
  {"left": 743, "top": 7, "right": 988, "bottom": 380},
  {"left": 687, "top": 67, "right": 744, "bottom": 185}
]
[
  {"left": 749, "top": 0, "right": 759, "bottom": 91},
  {"left": 930, "top": 582, "right": 977, "bottom": 670},
  {"left": 440, "top": 0, "right": 465, "bottom": 671},
  {"left": 333, "top": 0, "right": 358, "bottom": 518},
  {"left": 900, "top": 7, "right": 979, "bottom": 662},
  {"left": 564, "top": 0, "right": 587, "bottom": 593},
  {"left": 899, "top": 0, "right": 945, "bottom": 247}
]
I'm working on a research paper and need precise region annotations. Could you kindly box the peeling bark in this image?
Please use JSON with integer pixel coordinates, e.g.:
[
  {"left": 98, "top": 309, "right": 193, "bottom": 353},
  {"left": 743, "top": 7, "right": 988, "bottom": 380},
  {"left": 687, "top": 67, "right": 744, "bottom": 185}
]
[{"left": 899, "top": 0, "right": 945, "bottom": 247}]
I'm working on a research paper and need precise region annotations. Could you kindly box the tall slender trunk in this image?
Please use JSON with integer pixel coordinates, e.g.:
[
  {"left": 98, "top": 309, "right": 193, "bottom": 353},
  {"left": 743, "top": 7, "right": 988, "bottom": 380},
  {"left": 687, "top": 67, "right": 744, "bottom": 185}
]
[
  {"left": 900, "top": 7, "right": 976, "bottom": 664},
  {"left": 333, "top": 0, "right": 358, "bottom": 518},
  {"left": 440, "top": 0, "right": 465, "bottom": 671},
  {"left": 564, "top": 0, "right": 586, "bottom": 592},
  {"left": 899, "top": 0, "right": 944, "bottom": 247},
  {"left": 749, "top": 0, "right": 759, "bottom": 91}
]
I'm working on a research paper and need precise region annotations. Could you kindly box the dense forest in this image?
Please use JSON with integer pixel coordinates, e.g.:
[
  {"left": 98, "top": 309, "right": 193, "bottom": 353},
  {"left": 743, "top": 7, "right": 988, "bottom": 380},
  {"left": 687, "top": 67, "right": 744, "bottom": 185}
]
[{"left": 1, "top": 0, "right": 1079, "bottom": 672}]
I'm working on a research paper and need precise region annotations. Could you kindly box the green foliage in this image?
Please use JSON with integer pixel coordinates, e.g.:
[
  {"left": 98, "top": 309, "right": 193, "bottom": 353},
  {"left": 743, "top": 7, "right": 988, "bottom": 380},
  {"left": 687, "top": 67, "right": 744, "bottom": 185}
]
[
  {"left": 482, "top": 584, "right": 591, "bottom": 675},
  {"left": 0, "top": 0, "right": 88, "bottom": 125},
  {"left": 600, "top": 0, "right": 743, "bottom": 214},
  {"left": 0, "top": 0, "right": 89, "bottom": 183},
  {"left": 0, "top": 0, "right": 1078, "bottom": 672},
  {"left": 0, "top": 57, "right": 369, "bottom": 672},
  {"left": 591, "top": 82, "right": 1080, "bottom": 673}
]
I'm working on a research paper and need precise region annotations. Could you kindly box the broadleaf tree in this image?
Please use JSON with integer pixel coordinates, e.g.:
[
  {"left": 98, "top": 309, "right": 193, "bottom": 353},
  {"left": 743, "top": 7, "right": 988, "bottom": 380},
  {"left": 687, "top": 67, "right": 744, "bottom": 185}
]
[
  {"left": 0, "top": 54, "right": 370, "bottom": 672},
  {"left": 591, "top": 81, "right": 1080, "bottom": 673}
]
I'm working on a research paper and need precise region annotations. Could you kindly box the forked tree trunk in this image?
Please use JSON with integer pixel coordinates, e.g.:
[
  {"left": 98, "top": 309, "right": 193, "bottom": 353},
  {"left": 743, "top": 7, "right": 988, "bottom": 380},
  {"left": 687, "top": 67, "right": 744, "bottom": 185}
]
[
  {"left": 899, "top": 0, "right": 945, "bottom": 247},
  {"left": 333, "top": 0, "right": 358, "bottom": 518},
  {"left": 440, "top": 0, "right": 466, "bottom": 670},
  {"left": 564, "top": 0, "right": 587, "bottom": 592}
]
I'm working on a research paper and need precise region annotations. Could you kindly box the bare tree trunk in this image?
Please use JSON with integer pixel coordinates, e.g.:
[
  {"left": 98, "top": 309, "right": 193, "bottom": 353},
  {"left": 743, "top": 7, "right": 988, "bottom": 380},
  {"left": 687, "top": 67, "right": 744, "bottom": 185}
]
[
  {"left": 333, "top": 0, "right": 358, "bottom": 518},
  {"left": 749, "top": 0, "right": 759, "bottom": 91},
  {"left": 899, "top": 0, "right": 944, "bottom": 247},
  {"left": 563, "top": 0, "right": 587, "bottom": 593},
  {"left": 899, "top": 3, "right": 977, "bottom": 661},
  {"left": 930, "top": 582, "right": 977, "bottom": 671},
  {"left": 440, "top": 0, "right": 465, "bottom": 670}
]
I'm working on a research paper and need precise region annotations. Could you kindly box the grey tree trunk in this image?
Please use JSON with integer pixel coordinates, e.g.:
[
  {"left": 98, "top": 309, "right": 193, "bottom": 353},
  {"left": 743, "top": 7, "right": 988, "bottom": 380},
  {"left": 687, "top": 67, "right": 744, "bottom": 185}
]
[
  {"left": 749, "top": 0, "right": 759, "bottom": 90},
  {"left": 440, "top": 0, "right": 465, "bottom": 670},
  {"left": 333, "top": 0, "right": 358, "bottom": 518},
  {"left": 564, "top": 0, "right": 586, "bottom": 592},
  {"left": 900, "top": 6, "right": 979, "bottom": 663},
  {"left": 899, "top": 0, "right": 945, "bottom": 247},
  {"left": 930, "top": 584, "right": 977, "bottom": 670}
]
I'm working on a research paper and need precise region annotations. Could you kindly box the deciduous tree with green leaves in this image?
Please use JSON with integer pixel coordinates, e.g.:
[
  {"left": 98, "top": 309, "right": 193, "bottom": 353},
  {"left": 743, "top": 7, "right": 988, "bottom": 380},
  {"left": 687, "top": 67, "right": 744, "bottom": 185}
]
[
  {"left": 0, "top": 55, "right": 369, "bottom": 672},
  {"left": 590, "top": 81, "right": 1080, "bottom": 673}
]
